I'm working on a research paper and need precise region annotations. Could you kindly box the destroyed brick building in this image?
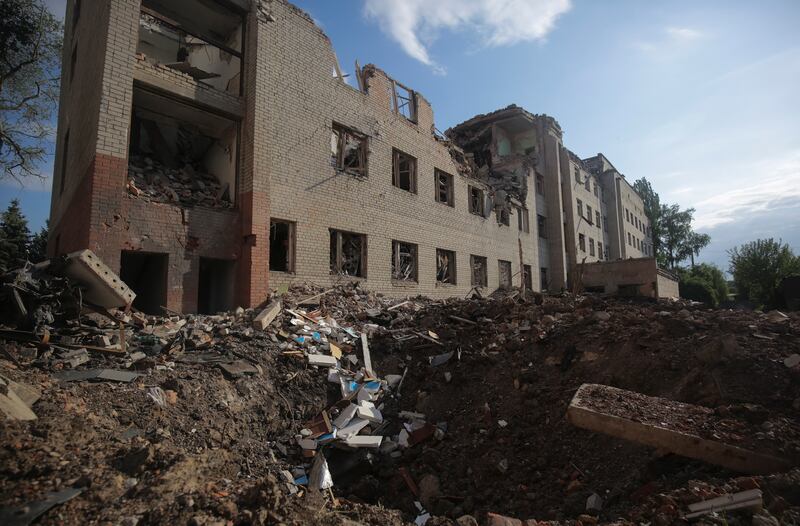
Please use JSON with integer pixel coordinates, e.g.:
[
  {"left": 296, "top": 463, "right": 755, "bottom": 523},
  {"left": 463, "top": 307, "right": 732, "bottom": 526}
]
[{"left": 47, "top": 0, "right": 674, "bottom": 314}]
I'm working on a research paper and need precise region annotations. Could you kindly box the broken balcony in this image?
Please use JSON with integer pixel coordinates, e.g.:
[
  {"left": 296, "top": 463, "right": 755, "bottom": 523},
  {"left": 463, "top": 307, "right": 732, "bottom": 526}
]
[
  {"left": 137, "top": 0, "right": 244, "bottom": 96},
  {"left": 127, "top": 87, "right": 238, "bottom": 210}
]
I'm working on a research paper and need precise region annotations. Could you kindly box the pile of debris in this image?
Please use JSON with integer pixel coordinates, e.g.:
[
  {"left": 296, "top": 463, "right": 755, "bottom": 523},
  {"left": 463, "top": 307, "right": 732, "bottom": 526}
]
[
  {"left": 1, "top": 252, "right": 799, "bottom": 526},
  {"left": 127, "top": 155, "right": 233, "bottom": 209}
]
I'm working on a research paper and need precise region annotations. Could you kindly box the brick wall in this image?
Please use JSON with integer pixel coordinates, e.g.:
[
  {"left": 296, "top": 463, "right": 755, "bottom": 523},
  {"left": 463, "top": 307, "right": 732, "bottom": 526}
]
[
  {"left": 260, "top": 1, "right": 540, "bottom": 299},
  {"left": 580, "top": 257, "right": 661, "bottom": 297},
  {"left": 561, "top": 154, "right": 611, "bottom": 287},
  {"left": 48, "top": 0, "right": 111, "bottom": 254},
  {"left": 49, "top": 0, "right": 662, "bottom": 311}
]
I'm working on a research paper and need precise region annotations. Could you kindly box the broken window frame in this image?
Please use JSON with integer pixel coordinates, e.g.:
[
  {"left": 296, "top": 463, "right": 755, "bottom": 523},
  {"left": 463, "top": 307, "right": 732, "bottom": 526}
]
[
  {"left": 391, "top": 80, "right": 417, "bottom": 122},
  {"left": 584, "top": 177, "right": 591, "bottom": 191},
  {"left": 589, "top": 238, "right": 595, "bottom": 256},
  {"left": 391, "top": 240, "right": 418, "bottom": 283},
  {"left": 498, "top": 207, "right": 510, "bottom": 226},
  {"left": 331, "top": 123, "right": 368, "bottom": 177},
  {"left": 436, "top": 248, "right": 456, "bottom": 285},
  {"left": 468, "top": 186, "right": 485, "bottom": 216},
  {"left": 523, "top": 264, "right": 533, "bottom": 291},
  {"left": 470, "top": 255, "right": 487, "bottom": 287},
  {"left": 517, "top": 206, "right": 530, "bottom": 233},
  {"left": 579, "top": 233, "right": 586, "bottom": 252},
  {"left": 269, "top": 218, "right": 296, "bottom": 273},
  {"left": 574, "top": 167, "right": 580, "bottom": 183},
  {"left": 330, "top": 229, "right": 367, "bottom": 278},
  {"left": 535, "top": 173, "right": 545, "bottom": 196},
  {"left": 595, "top": 211, "right": 601, "bottom": 229},
  {"left": 498, "top": 260, "right": 512, "bottom": 289},
  {"left": 576, "top": 199, "right": 583, "bottom": 218},
  {"left": 128, "top": 85, "right": 241, "bottom": 209},
  {"left": 593, "top": 181, "right": 598, "bottom": 197},
  {"left": 598, "top": 242, "right": 603, "bottom": 260},
  {"left": 537, "top": 214, "right": 547, "bottom": 239},
  {"left": 434, "top": 168, "right": 454, "bottom": 207},
  {"left": 586, "top": 205, "right": 593, "bottom": 224},
  {"left": 139, "top": 2, "right": 246, "bottom": 96},
  {"left": 540, "top": 267, "right": 549, "bottom": 291},
  {"left": 392, "top": 148, "right": 417, "bottom": 193}
]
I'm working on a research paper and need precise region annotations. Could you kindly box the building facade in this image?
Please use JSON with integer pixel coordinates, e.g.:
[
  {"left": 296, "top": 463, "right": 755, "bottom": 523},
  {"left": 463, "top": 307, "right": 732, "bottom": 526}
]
[{"left": 48, "top": 0, "right": 664, "bottom": 314}]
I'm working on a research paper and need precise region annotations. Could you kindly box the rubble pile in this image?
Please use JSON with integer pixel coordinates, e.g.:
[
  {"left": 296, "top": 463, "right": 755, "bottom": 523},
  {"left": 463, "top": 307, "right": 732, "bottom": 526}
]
[
  {"left": 1, "top": 257, "right": 799, "bottom": 525},
  {"left": 127, "top": 155, "right": 233, "bottom": 209}
]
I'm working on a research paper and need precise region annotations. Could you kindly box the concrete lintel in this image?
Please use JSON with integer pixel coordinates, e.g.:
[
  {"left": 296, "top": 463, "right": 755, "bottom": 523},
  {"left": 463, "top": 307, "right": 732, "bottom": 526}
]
[{"left": 566, "top": 384, "right": 793, "bottom": 475}]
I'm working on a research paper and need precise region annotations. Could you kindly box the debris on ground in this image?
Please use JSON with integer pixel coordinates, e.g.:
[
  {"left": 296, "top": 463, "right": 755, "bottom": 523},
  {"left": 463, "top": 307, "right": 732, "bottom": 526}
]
[{"left": 1, "top": 254, "right": 799, "bottom": 525}]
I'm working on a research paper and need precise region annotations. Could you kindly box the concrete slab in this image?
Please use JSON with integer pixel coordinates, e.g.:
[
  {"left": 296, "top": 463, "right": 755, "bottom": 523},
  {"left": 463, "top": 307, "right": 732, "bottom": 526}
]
[
  {"left": 62, "top": 249, "right": 136, "bottom": 308},
  {"left": 566, "top": 383, "right": 793, "bottom": 474},
  {"left": 253, "top": 300, "right": 281, "bottom": 330}
]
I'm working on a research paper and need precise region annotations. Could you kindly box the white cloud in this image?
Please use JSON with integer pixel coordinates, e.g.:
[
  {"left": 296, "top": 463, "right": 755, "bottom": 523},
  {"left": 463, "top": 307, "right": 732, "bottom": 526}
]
[
  {"left": 634, "top": 25, "right": 706, "bottom": 54},
  {"left": 692, "top": 151, "right": 800, "bottom": 229},
  {"left": 362, "top": 0, "right": 571, "bottom": 71},
  {"left": 665, "top": 26, "right": 704, "bottom": 42}
]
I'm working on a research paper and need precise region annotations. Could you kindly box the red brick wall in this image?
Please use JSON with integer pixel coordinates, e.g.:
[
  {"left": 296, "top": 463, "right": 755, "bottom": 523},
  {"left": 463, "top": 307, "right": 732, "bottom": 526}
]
[{"left": 237, "top": 190, "right": 270, "bottom": 308}]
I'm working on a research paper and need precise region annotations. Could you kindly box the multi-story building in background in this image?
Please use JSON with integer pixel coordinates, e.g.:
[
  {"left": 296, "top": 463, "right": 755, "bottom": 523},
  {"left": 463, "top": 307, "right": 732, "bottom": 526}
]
[{"left": 48, "top": 0, "right": 673, "bottom": 314}]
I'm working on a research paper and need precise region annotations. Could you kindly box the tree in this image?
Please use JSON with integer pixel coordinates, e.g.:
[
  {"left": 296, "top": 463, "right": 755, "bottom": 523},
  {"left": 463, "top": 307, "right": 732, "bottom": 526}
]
[
  {"left": 0, "top": 198, "right": 31, "bottom": 271},
  {"left": 728, "top": 238, "right": 800, "bottom": 308},
  {"left": 683, "top": 231, "right": 711, "bottom": 267},
  {"left": 659, "top": 204, "right": 695, "bottom": 269},
  {"left": 633, "top": 178, "right": 661, "bottom": 257},
  {"left": 679, "top": 275, "right": 717, "bottom": 307},
  {"left": 0, "top": 0, "right": 63, "bottom": 181},
  {"left": 675, "top": 263, "right": 729, "bottom": 307},
  {"left": 28, "top": 218, "right": 48, "bottom": 262}
]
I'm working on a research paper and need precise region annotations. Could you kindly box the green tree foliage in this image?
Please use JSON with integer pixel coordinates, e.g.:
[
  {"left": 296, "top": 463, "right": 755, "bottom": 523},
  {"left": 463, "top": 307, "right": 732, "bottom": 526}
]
[
  {"left": 679, "top": 275, "right": 717, "bottom": 307},
  {"left": 0, "top": 0, "right": 63, "bottom": 181},
  {"left": 633, "top": 178, "right": 661, "bottom": 255},
  {"left": 633, "top": 178, "right": 710, "bottom": 269},
  {"left": 659, "top": 204, "right": 695, "bottom": 269},
  {"left": 728, "top": 239, "right": 800, "bottom": 308},
  {"left": 0, "top": 198, "right": 31, "bottom": 271},
  {"left": 28, "top": 218, "right": 48, "bottom": 262},
  {"left": 677, "top": 263, "right": 729, "bottom": 307},
  {"left": 683, "top": 231, "right": 711, "bottom": 267}
]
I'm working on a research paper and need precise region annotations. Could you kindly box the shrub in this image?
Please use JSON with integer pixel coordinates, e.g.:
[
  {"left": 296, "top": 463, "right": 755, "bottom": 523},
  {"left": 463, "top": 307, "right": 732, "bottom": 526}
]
[{"left": 680, "top": 276, "right": 717, "bottom": 306}]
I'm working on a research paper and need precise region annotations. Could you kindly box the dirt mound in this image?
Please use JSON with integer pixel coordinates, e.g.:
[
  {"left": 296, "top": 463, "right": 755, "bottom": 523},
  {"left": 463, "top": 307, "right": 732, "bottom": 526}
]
[{"left": 1, "top": 278, "right": 799, "bottom": 526}]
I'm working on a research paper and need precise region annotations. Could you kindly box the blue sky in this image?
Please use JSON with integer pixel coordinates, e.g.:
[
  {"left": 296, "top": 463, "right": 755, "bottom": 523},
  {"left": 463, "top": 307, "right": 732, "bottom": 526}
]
[{"left": 3, "top": 0, "right": 799, "bottom": 272}]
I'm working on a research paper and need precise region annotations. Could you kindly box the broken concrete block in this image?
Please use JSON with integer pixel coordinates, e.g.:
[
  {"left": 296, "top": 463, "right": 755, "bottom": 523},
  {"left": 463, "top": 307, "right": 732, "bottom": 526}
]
[
  {"left": 566, "top": 383, "right": 792, "bottom": 474},
  {"left": 61, "top": 249, "right": 136, "bottom": 308},
  {"left": 333, "top": 404, "right": 358, "bottom": 428},
  {"left": 0, "top": 375, "right": 41, "bottom": 408},
  {"left": 343, "top": 435, "right": 383, "bottom": 448},
  {"left": 218, "top": 360, "right": 260, "bottom": 379},
  {"left": 308, "top": 354, "right": 337, "bottom": 367},
  {"left": 586, "top": 493, "right": 603, "bottom": 513},
  {"left": 0, "top": 378, "right": 37, "bottom": 421},
  {"left": 297, "top": 437, "right": 317, "bottom": 450},
  {"left": 253, "top": 300, "right": 281, "bottom": 330},
  {"left": 337, "top": 417, "right": 370, "bottom": 438},
  {"left": 356, "top": 400, "right": 383, "bottom": 423},
  {"left": 385, "top": 374, "right": 403, "bottom": 388}
]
